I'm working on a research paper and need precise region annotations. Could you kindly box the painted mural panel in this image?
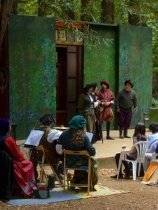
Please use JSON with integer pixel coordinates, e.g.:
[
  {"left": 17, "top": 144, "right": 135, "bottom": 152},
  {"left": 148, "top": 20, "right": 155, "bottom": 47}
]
[
  {"left": 84, "top": 26, "right": 116, "bottom": 128},
  {"left": 9, "top": 15, "right": 56, "bottom": 139},
  {"left": 119, "top": 25, "right": 152, "bottom": 127}
]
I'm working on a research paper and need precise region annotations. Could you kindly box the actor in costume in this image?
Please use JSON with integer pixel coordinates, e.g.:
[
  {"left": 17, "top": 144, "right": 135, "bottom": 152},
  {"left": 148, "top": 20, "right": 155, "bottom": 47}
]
[
  {"left": 91, "top": 83, "right": 103, "bottom": 143},
  {"left": 98, "top": 80, "right": 115, "bottom": 140},
  {"left": 0, "top": 118, "right": 40, "bottom": 200},
  {"left": 58, "top": 115, "right": 98, "bottom": 191},
  {"left": 115, "top": 80, "right": 137, "bottom": 138},
  {"left": 78, "top": 84, "right": 101, "bottom": 133}
]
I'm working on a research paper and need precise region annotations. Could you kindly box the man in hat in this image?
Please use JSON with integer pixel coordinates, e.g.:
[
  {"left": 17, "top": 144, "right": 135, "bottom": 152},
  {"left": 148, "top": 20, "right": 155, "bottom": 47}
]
[
  {"left": 98, "top": 80, "right": 115, "bottom": 140},
  {"left": 115, "top": 80, "right": 137, "bottom": 138}
]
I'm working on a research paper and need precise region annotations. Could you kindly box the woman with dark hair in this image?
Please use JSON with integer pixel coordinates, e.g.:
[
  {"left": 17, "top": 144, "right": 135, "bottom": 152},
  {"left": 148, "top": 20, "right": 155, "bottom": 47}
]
[
  {"left": 111, "top": 122, "right": 147, "bottom": 179},
  {"left": 0, "top": 118, "right": 41, "bottom": 200},
  {"left": 133, "top": 122, "right": 146, "bottom": 144},
  {"left": 98, "top": 80, "right": 115, "bottom": 140}
]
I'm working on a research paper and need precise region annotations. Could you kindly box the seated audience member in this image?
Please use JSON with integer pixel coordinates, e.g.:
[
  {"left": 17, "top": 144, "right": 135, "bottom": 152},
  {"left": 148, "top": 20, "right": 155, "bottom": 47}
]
[
  {"left": 39, "top": 114, "right": 62, "bottom": 144},
  {"left": 147, "top": 123, "right": 158, "bottom": 145},
  {"left": 30, "top": 114, "right": 63, "bottom": 181},
  {"left": 111, "top": 122, "right": 147, "bottom": 179},
  {"left": 58, "top": 115, "right": 98, "bottom": 191},
  {"left": 144, "top": 123, "right": 158, "bottom": 171},
  {"left": 40, "top": 114, "right": 63, "bottom": 177},
  {"left": 0, "top": 118, "right": 41, "bottom": 201},
  {"left": 133, "top": 122, "right": 146, "bottom": 144}
]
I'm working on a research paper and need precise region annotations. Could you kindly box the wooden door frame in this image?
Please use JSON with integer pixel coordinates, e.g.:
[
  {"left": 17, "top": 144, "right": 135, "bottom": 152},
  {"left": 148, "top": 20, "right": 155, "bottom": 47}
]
[{"left": 56, "top": 44, "right": 83, "bottom": 126}]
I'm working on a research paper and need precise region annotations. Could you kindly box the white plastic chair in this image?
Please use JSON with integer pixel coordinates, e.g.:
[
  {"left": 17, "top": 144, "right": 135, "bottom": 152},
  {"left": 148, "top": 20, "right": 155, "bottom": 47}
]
[{"left": 117, "top": 141, "right": 149, "bottom": 180}]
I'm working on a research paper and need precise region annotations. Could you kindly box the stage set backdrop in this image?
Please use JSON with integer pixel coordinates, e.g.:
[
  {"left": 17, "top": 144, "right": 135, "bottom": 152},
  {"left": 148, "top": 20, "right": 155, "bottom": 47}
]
[{"left": 8, "top": 15, "right": 152, "bottom": 139}]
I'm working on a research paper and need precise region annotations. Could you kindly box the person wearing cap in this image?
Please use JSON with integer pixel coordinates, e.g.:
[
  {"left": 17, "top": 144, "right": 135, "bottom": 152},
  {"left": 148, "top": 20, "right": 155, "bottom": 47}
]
[
  {"left": 78, "top": 84, "right": 101, "bottom": 133},
  {"left": 39, "top": 113, "right": 63, "bottom": 144},
  {"left": 0, "top": 118, "right": 41, "bottom": 200},
  {"left": 58, "top": 115, "right": 98, "bottom": 191},
  {"left": 98, "top": 80, "right": 115, "bottom": 140},
  {"left": 115, "top": 80, "right": 137, "bottom": 138}
]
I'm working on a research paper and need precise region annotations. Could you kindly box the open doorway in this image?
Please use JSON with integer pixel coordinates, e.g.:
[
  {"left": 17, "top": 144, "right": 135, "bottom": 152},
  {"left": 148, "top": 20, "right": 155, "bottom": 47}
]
[{"left": 56, "top": 45, "right": 83, "bottom": 126}]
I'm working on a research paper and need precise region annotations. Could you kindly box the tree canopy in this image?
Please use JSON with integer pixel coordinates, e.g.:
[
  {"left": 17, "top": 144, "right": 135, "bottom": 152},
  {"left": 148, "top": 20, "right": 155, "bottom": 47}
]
[{"left": 15, "top": 0, "right": 158, "bottom": 66}]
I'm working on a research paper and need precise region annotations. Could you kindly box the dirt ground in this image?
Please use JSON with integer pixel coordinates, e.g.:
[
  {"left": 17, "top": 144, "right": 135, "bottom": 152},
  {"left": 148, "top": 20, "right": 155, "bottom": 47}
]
[{"left": 1, "top": 168, "right": 158, "bottom": 210}]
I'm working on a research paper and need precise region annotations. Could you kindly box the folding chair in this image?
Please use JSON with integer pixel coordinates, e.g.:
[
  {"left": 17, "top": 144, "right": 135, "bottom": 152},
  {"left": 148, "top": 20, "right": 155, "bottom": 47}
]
[
  {"left": 36, "top": 145, "right": 63, "bottom": 186},
  {"left": 117, "top": 141, "right": 149, "bottom": 180},
  {"left": 63, "top": 150, "right": 91, "bottom": 195}
]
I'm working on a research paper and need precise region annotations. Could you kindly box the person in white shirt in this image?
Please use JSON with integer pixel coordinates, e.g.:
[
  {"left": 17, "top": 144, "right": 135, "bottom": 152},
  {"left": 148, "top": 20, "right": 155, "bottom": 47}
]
[
  {"left": 39, "top": 114, "right": 64, "bottom": 180},
  {"left": 144, "top": 123, "right": 158, "bottom": 171},
  {"left": 47, "top": 128, "right": 62, "bottom": 143}
]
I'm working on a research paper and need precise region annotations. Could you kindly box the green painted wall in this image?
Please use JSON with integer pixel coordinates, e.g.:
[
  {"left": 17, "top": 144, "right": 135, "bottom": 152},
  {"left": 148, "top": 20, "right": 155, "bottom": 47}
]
[
  {"left": 9, "top": 15, "right": 56, "bottom": 139},
  {"left": 8, "top": 17, "right": 152, "bottom": 138},
  {"left": 119, "top": 25, "right": 152, "bottom": 127},
  {"left": 84, "top": 26, "right": 116, "bottom": 129}
]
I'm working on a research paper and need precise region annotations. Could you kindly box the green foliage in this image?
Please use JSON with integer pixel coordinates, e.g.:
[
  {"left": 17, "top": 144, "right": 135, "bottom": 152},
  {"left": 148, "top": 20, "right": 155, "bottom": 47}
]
[
  {"left": 114, "top": 0, "right": 129, "bottom": 23},
  {"left": 73, "top": 0, "right": 81, "bottom": 20},
  {"left": 15, "top": 0, "right": 158, "bottom": 91},
  {"left": 17, "top": 0, "right": 38, "bottom": 15},
  {"left": 87, "top": 0, "right": 102, "bottom": 22}
]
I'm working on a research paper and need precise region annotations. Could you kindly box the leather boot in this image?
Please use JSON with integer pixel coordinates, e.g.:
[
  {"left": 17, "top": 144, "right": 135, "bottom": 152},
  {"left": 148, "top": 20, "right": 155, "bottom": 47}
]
[
  {"left": 124, "top": 129, "right": 131, "bottom": 138},
  {"left": 119, "top": 128, "right": 124, "bottom": 139},
  {"left": 106, "top": 122, "right": 114, "bottom": 140}
]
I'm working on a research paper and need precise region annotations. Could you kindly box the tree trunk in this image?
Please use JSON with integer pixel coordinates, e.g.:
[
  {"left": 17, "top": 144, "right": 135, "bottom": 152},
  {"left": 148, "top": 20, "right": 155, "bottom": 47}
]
[
  {"left": 67, "top": 9, "right": 75, "bottom": 20},
  {"left": 12, "top": 0, "right": 18, "bottom": 14},
  {"left": 0, "top": 0, "right": 14, "bottom": 55},
  {"left": 38, "top": 0, "right": 46, "bottom": 16},
  {"left": 81, "top": 0, "right": 92, "bottom": 21},
  {"left": 128, "top": 0, "right": 140, "bottom": 25},
  {"left": 101, "top": 0, "right": 114, "bottom": 24}
]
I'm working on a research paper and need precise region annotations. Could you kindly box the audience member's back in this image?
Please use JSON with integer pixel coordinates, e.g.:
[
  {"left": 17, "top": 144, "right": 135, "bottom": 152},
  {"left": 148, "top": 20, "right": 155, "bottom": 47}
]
[{"left": 147, "top": 123, "right": 158, "bottom": 145}]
